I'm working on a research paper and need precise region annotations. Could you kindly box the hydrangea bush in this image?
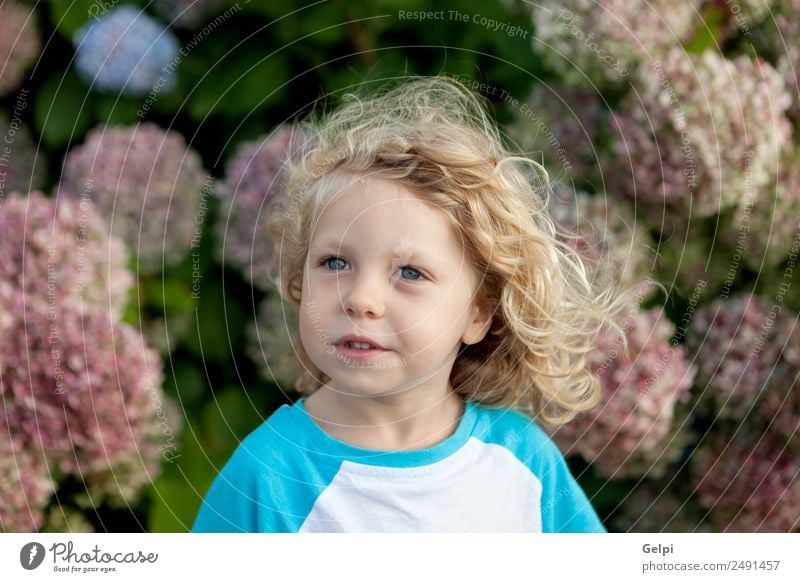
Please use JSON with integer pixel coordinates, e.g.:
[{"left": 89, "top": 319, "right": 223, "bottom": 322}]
[
  {"left": 608, "top": 48, "right": 792, "bottom": 222},
  {"left": 0, "top": 192, "right": 170, "bottom": 532},
  {"left": 59, "top": 123, "right": 209, "bottom": 273},
  {"left": 547, "top": 182, "right": 654, "bottom": 293},
  {"left": 0, "top": 191, "right": 132, "bottom": 317},
  {"left": 0, "top": 0, "right": 41, "bottom": 96},
  {"left": 0, "top": 115, "right": 47, "bottom": 194},
  {"left": 550, "top": 307, "right": 696, "bottom": 479},
  {"left": 508, "top": 85, "right": 608, "bottom": 186},
  {"left": 246, "top": 293, "right": 303, "bottom": 392},
  {"left": 691, "top": 424, "right": 800, "bottom": 532},
  {"left": 531, "top": 0, "right": 699, "bottom": 86},
  {"left": 73, "top": 5, "right": 179, "bottom": 95},
  {"left": 687, "top": 293, "right": 796, "bottom": 422},
  {"left": 214, "top": 125, "right": 308, "bottom": 291}
]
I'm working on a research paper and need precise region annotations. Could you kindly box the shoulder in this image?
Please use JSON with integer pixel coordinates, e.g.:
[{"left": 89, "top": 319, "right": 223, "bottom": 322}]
[
  {"left": 469, "top": 402, "right": 578, "bottom": 488},
  {"left": 197, "top": 405, "right": 299, "bottom": 500},
  {"left": 191, "top": 403, "right": 317, "bottom": 533},
  {"left": 224, "top": 404, "right": 301, "bottom": 474},
  {"left": 470, "top": 402, "right": 563, "bottom": 465},
  {"left": 465, "top": 403, "right": 565, "bottom": 497},
  {"left": 198, "top": 401, "right": 321, "bottom": 508},
  {"left": 468, "top": 402, "right": 605, "bottom": 532}
]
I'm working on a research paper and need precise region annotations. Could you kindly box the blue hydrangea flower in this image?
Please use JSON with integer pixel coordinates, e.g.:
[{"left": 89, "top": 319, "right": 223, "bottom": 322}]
[{"left": 73, "top": 5, "right": 179, "bottom": 95}]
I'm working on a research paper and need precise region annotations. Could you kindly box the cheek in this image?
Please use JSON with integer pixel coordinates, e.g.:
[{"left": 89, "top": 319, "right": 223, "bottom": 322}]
[
  {"left": 298, "top": 298, "right": 327, "bottom": 355},
  {"left": 409, "top": 291, "right": 467, "bottom": 327},
  {"left": 299, "top": 315, "right": 336, "bottom": 360},
  {"left": 305, "top": 270, "right": 340, "bottom": 302},
  {"left": 396, "top": 312, "right": 447, "bottom": 350},
  {"left": 411, "top": 303, "right": 472, "bottom": 348},
  {"left": 297, "top": 305, "right": 315, "bottom": 352}
]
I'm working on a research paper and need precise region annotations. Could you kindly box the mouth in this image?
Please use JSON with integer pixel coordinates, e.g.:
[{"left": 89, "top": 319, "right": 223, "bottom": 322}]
[
  {"left": 334, "top": 335, "right": 390, "bottom": 360},
  {"left": 335, "top": 334, "right": 387, "bottom": 350},
  {"left": 334, "top": 344, "right": 388, "bottom": 358}
]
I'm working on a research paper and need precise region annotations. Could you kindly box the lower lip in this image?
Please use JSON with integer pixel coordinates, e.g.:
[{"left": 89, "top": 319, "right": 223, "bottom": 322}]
[{"left": 334, "top": 344, "right": 390, "bottom": 360}]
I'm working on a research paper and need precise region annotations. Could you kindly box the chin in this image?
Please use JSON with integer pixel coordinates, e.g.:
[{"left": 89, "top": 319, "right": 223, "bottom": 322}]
[{"left": 324, "top": 374, "right": 404, "bottom": 398}]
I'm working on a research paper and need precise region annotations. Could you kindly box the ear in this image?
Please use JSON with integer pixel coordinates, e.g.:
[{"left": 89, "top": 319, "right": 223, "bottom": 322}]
[{"left": 462, "top": 295, "right": 492, "bottom": 346}]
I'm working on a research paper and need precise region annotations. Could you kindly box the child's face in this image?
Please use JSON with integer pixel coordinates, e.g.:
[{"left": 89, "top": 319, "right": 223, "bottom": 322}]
[{"left": 299, "top": 175, "right": 491, "bottom": 400}]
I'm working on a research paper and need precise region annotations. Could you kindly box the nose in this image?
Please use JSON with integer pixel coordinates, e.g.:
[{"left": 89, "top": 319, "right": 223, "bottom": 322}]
[{"left": 341, "top": 270, "right": 385, "bottom": 319}]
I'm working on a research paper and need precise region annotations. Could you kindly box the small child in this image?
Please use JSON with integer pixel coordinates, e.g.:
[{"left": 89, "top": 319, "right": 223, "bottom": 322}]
[{"left": 192, "top": 76, "right": 634, "bottom": 533}]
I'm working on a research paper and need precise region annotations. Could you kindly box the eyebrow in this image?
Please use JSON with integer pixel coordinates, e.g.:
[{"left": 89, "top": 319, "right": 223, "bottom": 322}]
[{"left": 311, "top": 239, "right": 445, "bottom": 267}]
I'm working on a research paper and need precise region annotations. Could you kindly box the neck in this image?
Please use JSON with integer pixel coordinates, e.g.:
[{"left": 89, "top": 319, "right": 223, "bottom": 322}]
[{"left": 303, "top": 385, "right": 465, "bottom": 451}]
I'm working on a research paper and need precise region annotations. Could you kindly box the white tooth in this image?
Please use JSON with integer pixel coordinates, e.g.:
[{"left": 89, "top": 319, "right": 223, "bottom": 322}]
[{"left": 348, "top": 341, "right": 373, "bottom": 349}]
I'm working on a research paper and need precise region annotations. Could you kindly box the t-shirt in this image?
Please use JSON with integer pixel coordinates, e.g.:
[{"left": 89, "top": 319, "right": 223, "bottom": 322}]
[{"left": 191, "top": 396, "right": 606, "bottom": 533}]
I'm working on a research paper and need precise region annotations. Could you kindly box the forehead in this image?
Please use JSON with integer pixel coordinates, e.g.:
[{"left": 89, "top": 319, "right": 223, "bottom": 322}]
[{"left": 309, "top": 174, "right": 463, "bottom": 256}]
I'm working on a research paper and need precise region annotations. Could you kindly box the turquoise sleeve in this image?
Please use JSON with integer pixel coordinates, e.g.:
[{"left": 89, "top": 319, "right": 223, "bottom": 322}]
[
  {"left": 539, "top": 438, "right": 607, "bottom": 533},
  {"left": 191, "top": 447, "right": 263, "bottom": 533}
]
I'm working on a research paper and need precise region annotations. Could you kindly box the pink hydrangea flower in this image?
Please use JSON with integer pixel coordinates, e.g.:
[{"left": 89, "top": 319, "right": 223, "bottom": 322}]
[
  {"left": 246, "top": 293, "right": 303, "bottom": 391},
  {"left": 757, "top": 319, "right": 800, "bottom": 442},
  {"left": 548, "top": 182, "right": 654, "bottom": 293},
  {"left": 692, "top": 425, "right": 800, "bottom": 532},
  {"left": 609, "top": 48, "right": 792, "bottom": 221},
  {"left": 0, "top": 0, "right": 41, "bottom": 96},
  {"left": 750, "top": 0, "right": 800, "bottom": 124},
  {"left": 60, "top": 123, "right": 210, "bottom": 273},
  {"left": 688, "top": 293, "right": 793, "bottom": 422},
  {"left": 215, "top": 125, "right": 308, "bottom": 291},
  {"left": 0, "top": 428, "right": 54, "bottom": 532},
  {"left": 0, "top": 298, "right": 165, "bottom": 477},
  {"left": 722, "top": 150, "right": 800, "bottom": 271},
  {"left": 531, "top": 0, "right": 699, "bottom": 86},
  {"left": 550, "top": 307, "right": 696, "bottom": 479},
  {"left": 1, "top": 189, "right": 174, "bottom": 530},
  {"left": 0, "top": 191, "right": 132, "bottom": 319},
  {"left": 509, "top": 85, "right": 608, "bottom": 185},
  {"left": 0, "top": 115, "right": 47, "bottom": 195}
]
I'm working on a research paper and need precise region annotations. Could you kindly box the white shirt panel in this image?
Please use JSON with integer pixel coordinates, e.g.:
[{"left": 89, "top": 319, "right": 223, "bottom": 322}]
[{"left": 299, "top": 437, "right": 542, "bottom": 532}]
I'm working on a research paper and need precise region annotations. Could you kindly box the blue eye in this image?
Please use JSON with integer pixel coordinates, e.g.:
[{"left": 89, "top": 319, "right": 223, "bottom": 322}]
[
  {"left": 318, "top": 256, "right": 425, "bottom": 281},
  {"left": 400, "top": 266, "right": 422, "bottom": 280},
  {"left": 322, "top": 256, "right": 348, "bottom": 270}
]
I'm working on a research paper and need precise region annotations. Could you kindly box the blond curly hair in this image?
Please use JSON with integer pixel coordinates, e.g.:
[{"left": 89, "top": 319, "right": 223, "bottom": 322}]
[{"left": 266, "top": 76, "right": 639, "bottom": 425}]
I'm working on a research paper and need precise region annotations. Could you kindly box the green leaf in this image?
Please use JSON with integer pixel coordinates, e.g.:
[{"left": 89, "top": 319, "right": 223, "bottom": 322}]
[
  {"left": 181, "top": 275, "right": 245, "bottom": 362},
  {"left": 141, "top": 273, "right": 195, "bottom": 314},
  {"left": 373, "top": 0, "right": 426, "bottom": 9},
  {"left": 150, "top": 79, "right": 186, "bottom": 117},
  {"left": 225, "top": 0, "right": 286, "bottom": 19},
  {"left": 147, "top": 476, "right": 201, "bottom": 532},
  {"left": 220, "top": 54, "right": 289, "bottom": 118},
  {"left": 47, "top": 0, "right": 103, "bottom": 40},
  {"left": 274, "top": 3, "right": 347, "bottom": 45},
  {"left": 94, "top": 93, "right": 145, "bottom": 126},
  {"left": 34, "top": 70, "right": 95, "bottom": 148},
  {"left": 121, "top": 299, "right": 140, "bottom": 327},
  {"left": 146, "top": 424, "right": 224, "bottom": 532},
  {"left": 202, "top": 386, "right": 267, "bottom": 450},
  {"left": 684, "top": 7, "right": 724, "bottom": 55},
  {"left": 163, "top": 359, "right": 208, "bottom": 408},
  {"left": 187, "top": 50, "right": 288, "bottom": 121},
  {"left": 147, "top": 391, "right": 263, "bottom": 533}
]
